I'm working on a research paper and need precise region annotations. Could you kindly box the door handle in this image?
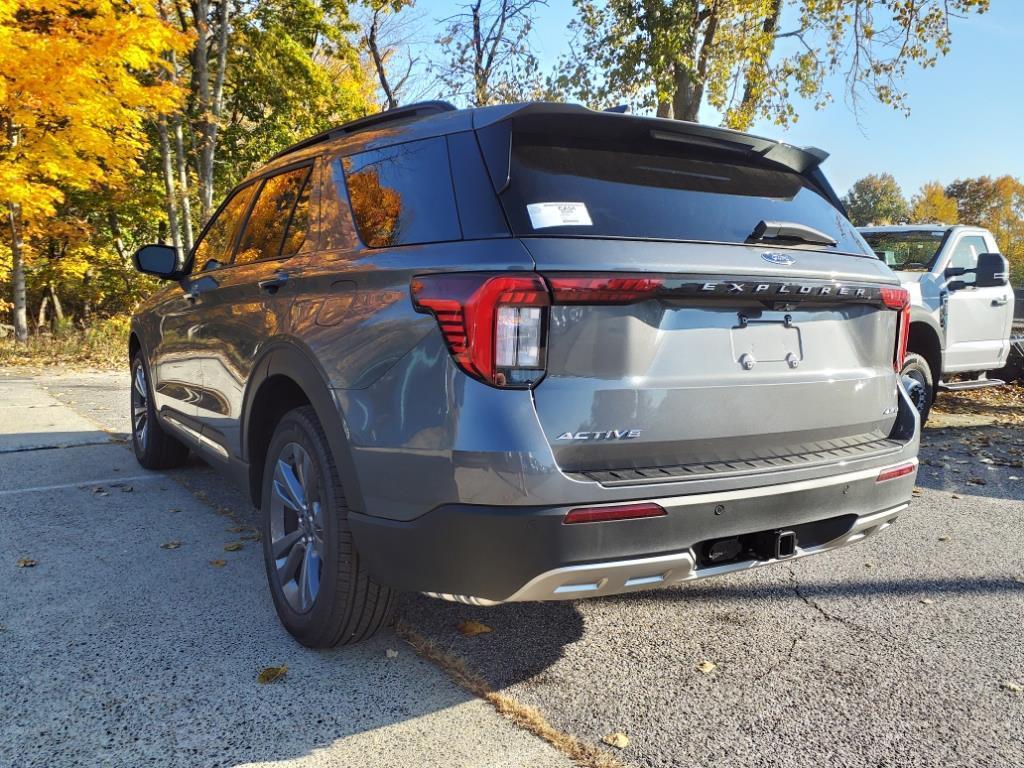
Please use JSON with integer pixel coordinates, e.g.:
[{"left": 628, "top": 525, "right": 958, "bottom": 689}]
[
  {"left": 992, "top": 296, "right": 1009, "bottom": 306},
  {"left": 258, "top": 272, "right": 289, "bottom": 294}
]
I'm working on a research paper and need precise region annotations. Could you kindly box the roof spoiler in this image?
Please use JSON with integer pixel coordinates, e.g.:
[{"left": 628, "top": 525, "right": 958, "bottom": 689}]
[
  {"left": 472, "top": 102, "right": 845, "bottom": 211},
  {"left": 270, "top": 101, "right": 457, "bottom": 162}
]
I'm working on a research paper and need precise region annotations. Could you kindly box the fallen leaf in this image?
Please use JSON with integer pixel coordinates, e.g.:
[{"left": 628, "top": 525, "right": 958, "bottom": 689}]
[
  {"left": 696, "top": 660, "right": 717, "bottom": 675},
  {"left": 15, "top": 558, "right": 37, "bottom": 568},
  {"left": 226, "top": 525, "right": 248, "bottom": 533},
  {"left": 241, "top": 532, "right": 262, "bottom": 542},
  {"left": 209, "top": 559, "right": 227, "bottom": 568},
  {"left": 223, "top": 542, "right": 244, "bottom": 552},
  {"left": 257, "top": 665, "right": 288, "bottom": 684},
  {"left": 120, "top": 485, "right": 134, "bottom": 493},
  {"left": 160, "top": 540, "right": 182, "bottom": 550},
  {"left": 938, "top": 536, "right": 950, "bottom": 542},
  {"left": 911, "top": 487, "right": 923, "bottom": 497},
  {"left": 1000, "top": 681, "right": 1022, "bottom": 694},
  {"left": 919, "top": 598, "right": 934, "bottom": 605},
  {"left": 602, "top": 732, "right": 630, "bottom": 749},
  {"left": 967, "top": 478, "right": 987, "bottom": 485},
  {"left": 457, "top": 620, "right": 493, "bottom": 637},
  {"left": 951, "top": 494, "right": 961, "bottom": 500},
  {"left": 386, "top": 648, "right": 399, "bottom": 659},
  {"left": 169, "top": 508, "right": 181, "bottom": 514},
  {"left": 92, "top": 486, "right": 109, "bottom": 497},
  {"left": 864, "top": 562, "right": 874, "bottom": 569}
]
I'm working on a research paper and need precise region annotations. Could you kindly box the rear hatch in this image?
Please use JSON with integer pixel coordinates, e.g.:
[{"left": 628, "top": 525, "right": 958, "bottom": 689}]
[{"left": 485, "top": 113, "right": 906, "bottom": 481}]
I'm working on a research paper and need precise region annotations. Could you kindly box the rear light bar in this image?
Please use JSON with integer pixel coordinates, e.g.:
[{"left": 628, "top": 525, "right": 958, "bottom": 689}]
[
  {"left": 563, "top": 502, "right": 667, "bottom": 524},
  {"left": 881, "top": 286, "right": 911, "bottom": 371},
  {"left": 876, "top": 462, "right": 916, "bottom": 483},
  {"left": 547, "top": 276, "right": 664, "bottom": 304}
]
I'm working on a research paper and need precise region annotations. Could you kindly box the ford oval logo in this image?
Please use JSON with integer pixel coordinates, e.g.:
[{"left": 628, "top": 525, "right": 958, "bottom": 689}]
[{"left": 761, "top": 252, "right": 795, "bottom": 266}]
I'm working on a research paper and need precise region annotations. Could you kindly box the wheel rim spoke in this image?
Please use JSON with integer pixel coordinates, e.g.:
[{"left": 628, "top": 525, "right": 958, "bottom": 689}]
[
  {"left": 132, "top": 364, "right": 148, "bottom": 450},
  {"left": 268, "top": 441, "right": 324, "bottom": 614}
]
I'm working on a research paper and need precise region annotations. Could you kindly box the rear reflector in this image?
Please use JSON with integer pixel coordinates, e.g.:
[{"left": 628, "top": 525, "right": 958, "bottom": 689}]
[
  {"left": 563, "top": 502, "right": 667, "bottom": 524},
  {"left": 547, "top": 275, "right": 664, "bottom": 304},
  {"left": 876, "top": 462, "right": 916, "bottom": 483}
]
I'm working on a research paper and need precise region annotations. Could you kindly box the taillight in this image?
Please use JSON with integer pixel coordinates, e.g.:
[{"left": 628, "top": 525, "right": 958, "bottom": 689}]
[
  {"left": 411, "top": 273, "right": 549, "bottom": 387},
  {"left": 881, "top": 286, "right": 910, "bottom": 371},
  {"left": 547, "top": 275, "right": 664, "bottom": 304},
  {"left": 563, "top": 502, "right": 667, "bottom": 524}
]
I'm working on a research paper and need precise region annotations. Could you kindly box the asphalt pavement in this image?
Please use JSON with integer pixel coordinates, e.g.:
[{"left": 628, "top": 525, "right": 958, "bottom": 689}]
[{"left": 2, "top": 368, "right": 1022, "bottom": 768}]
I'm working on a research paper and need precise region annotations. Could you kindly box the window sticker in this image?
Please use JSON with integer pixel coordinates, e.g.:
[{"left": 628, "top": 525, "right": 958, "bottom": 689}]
[{"left": 527, "top": 202, "right": 593, "bottom": 229}]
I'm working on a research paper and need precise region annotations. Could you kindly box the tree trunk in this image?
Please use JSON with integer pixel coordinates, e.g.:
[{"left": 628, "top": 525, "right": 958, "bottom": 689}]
[
  {"left": 157, "top": 116, "right": 183, "bottom": 259},
  {"left": 173, "top": 116, "right": 194, "bottom": 253},
  {"left": 735, "top": 0, "right": 782, "bottom": 130},
  {"left": 656, "top": 100, "right": 672, "bottom": 118},
  {"left": 194, "top": 0, "right": 230, "bottom": 224},
  {"left": 671, "top": 5, "right": 719, "bottom": 123},
  {"left": 368, "top": 10, "right": 399, "bottom": 109},
  {"left": 36, "top": 295, "right": 49, "bottom": 331},
  {"left": 7, "top": 202, "right": 28, "bottom": 344}
]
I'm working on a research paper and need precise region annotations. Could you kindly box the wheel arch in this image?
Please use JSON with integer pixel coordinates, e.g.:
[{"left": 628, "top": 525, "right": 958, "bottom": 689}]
[
  {"left": 242, "top": 342, "right": 364, "bottom": 512},
  {"left": 907, "top": 317, "right": 943, "bottom": 384}
]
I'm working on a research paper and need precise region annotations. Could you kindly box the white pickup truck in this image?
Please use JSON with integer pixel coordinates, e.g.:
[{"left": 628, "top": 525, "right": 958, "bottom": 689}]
[{"left": 859, "top": 225, "right": 1014, "bottom": 423}]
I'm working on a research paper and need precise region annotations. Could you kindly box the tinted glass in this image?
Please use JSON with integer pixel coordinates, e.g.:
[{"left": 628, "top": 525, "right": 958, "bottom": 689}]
[
  {"left": 862, "top": 230, "right": 946, "bottom": 271},
  {"left": 192, "top": 184, "right": 255, "bottom": 271},
  {"left": 501, "top": 134, "right": 869, "bottom": 255},
  {"left": 342, "top": 137, "right": 461, "bottom": 247},
  {"left": 322, "top": 160, "right": 361, "bottom": 251},
  {"left": 235, "top": 166, "right": 311, "bottom": 266}
]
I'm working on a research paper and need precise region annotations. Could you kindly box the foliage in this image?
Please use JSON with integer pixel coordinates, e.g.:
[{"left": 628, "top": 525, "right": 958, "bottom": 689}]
[
  {"left": 842, "top": 173, "right": 909, "bottom": 226},
  {"left": 554, "top": 0, "right": 990, "bottom": 129},
  {"left": 910, "top": 182, "right": 959, "bottom": 225},
  {"left": 945, "top": 176, "right": 1024, "bottom": 282},
  {"left": 0, "top": 315, "right": 130, "bottom": 368}
]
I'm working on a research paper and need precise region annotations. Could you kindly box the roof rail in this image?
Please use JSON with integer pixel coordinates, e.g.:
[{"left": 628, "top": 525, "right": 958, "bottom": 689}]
[{"left": 269, "top": 101, "right": 458, "bottom": 161}]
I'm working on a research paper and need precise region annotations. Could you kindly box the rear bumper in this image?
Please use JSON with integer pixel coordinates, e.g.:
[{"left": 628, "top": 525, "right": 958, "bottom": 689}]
[{"left": 348, "top": 458, "right": 917, "bottom": 604}]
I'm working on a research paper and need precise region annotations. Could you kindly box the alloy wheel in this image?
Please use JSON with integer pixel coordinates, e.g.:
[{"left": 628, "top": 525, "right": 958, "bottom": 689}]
[
  {"left": 132, "top": 362, "right": 149, "bottom": 452},
  {"left": 269, "top": 442, "right": 325, "bottom": 613}
]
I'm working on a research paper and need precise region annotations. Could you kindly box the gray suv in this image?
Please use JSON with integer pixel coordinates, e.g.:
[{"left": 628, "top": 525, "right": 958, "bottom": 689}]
[{"left": 129, "top": 102, "right": 920, "bottom": 647}]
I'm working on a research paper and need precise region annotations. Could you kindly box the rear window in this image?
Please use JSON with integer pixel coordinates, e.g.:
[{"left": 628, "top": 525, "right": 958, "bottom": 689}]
[
  {"left": 861, "top": 230, "right": 947, "bottom": 271},
  {"left": 501, "top": 134, "right": 869, "bottom": 255},
  {"left": 341, "top": 137, "right": 461, "bottom": 248}
]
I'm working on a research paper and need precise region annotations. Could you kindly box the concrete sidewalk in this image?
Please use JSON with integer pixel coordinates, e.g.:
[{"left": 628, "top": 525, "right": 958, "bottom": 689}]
[{"left": 0, "top": 373, "right": 572, "bottom": 768}]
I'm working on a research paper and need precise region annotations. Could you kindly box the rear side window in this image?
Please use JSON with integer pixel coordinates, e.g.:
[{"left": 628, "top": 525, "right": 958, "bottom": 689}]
[
  {"left": 341, "top": 137, "right": 461, "bottom": 247},
  {"left": 502, "top": 134, "right": 869, "bottom": 255},
  {"left": 235, "top": 166, "right": 312, "bottom": 266},
  {"left": 192, "top": 184, "right": 255, "bottom": 271}
]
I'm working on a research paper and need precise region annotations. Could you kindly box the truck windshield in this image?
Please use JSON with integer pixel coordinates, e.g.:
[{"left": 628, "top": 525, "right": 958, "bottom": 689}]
[
  {"left": 500, "top": 132, "right": 871, "bottom": 256},
  {"left": 861, "top": 230, "right": 947, "bottom": 271}
]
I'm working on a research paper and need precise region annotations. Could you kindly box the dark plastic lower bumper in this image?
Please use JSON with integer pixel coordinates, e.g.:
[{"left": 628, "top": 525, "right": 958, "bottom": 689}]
[{"left": 348, "top": 459, "right": 917, "bottom": 603}]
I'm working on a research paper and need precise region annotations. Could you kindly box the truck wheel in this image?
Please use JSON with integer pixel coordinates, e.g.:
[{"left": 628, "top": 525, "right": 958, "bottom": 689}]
[
  {"left": 130, "top": 353, "right": 190, "bottom": 469},
  {"left": 900, "top": 353, "right": 933, "bottom": 425},
  {"left": 261, "top": 405, "right": 395, "bottom": 647}
]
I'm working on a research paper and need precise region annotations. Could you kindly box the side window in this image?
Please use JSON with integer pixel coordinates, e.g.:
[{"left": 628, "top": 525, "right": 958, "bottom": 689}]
[
  {"left": 234, "top": 166, "right": 311, "bottom": 266},
  {"left": 321, "top": 160, "right": 361, "bottom": 252},
  {"left": 949, "top": 235, "right": 987, "bottom": 285},
  {"left": 341, "top": 137, "right": 461, "bottom": 248},
  {"left": 191, "top": 184, "right": 255, "bottom": 272}
]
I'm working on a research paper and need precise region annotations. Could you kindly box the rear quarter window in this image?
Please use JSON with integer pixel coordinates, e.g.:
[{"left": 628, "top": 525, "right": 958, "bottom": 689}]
[{"left": 340, "top": 137, "right": 461, "bottom": 248}]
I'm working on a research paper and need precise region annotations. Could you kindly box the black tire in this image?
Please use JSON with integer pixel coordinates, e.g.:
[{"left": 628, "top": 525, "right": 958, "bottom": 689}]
[
  {"left": 130, "top": 353, "right": 190, "bottom": 470},
  {"left": 260, "top": 405, "right": 395, "bottom": 647},
  {"left": 992, "top": 350, "right": 1024, "bottom": 383},
  {"left": 900, "top": 352, "right": 934, "bottom": 425}
]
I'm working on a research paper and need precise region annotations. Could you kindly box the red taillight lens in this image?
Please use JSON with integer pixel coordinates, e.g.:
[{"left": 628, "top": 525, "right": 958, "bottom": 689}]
[
  {"left": 411, "top": 273, "right": 549, "bottom": 387},
  {"left": 547, "top": 275, "right": 664, "bottom": 304},
  {"left": 876, "top": 461, "right": 916, "bottom": 483},
  {"left": 881, "top": 286, "right": 910, "bottom": 371},
  {"left": 563, "top": 502, "right": 667, "bottom": 524}
]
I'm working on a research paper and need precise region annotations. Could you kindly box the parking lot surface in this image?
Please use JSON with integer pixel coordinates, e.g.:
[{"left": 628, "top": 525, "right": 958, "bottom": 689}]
[{"left": 3, "top": 368, "right": 1023, "bottom": 767}]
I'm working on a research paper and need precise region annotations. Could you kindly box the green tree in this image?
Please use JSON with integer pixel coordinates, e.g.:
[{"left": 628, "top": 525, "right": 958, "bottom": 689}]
[
  {"left": 842, "top": 174, "right": 909, "bottom": 226},
  {"left": 555, "top": 0, "right": 989, "bottom": 130},
  {"left": 946, "top": 176, "right": 1024, "bottom": 282}
]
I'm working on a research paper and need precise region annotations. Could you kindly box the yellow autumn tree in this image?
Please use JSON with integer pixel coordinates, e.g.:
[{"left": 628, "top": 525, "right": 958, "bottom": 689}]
[
  {"left": 0, "top": 0, "right": 187, "bottom": 342},
  {"left": 910, "top": 181, "right": 959, "bottom": 225}
]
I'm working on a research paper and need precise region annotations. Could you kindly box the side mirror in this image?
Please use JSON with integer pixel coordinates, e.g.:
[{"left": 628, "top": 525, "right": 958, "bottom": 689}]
[
  {"left": 975, "top": 252, "right": 1009, "bottom": 288},
  {"left": 133, "top": 244, "right": 182, "bottom": 280}
]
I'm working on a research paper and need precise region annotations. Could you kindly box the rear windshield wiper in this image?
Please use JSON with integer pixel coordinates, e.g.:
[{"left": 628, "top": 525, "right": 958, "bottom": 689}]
[{"left": 747, "top": 220, "right": 837, "bottom": 247}]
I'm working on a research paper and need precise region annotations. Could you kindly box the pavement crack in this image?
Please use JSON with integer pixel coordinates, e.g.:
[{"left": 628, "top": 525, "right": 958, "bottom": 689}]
[{"left": 787, "top": 566, "right": 878, "bottom": 637}]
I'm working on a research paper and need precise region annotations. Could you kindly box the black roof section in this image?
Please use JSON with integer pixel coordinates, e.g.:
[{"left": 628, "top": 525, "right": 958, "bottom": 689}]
[{"left": 268, "top": 101, "right": 457, "bottom": 162}]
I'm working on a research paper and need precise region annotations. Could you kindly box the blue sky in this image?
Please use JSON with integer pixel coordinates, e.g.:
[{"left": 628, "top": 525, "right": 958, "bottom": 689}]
[{"left": 425, "top": 1, "right": 1023, "bottom": 196}]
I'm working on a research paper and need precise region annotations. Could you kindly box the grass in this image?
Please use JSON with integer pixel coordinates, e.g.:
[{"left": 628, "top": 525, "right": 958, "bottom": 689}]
[{"left": 0, "top": 316, "right": 129, "bottom": 370}]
